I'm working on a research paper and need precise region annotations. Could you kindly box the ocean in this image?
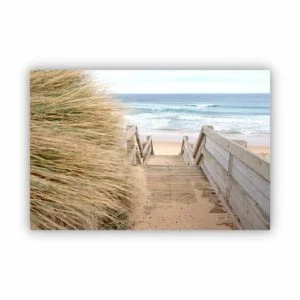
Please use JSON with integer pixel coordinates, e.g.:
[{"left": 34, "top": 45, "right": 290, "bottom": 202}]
[{"left": 117, "top": 93, "right": 270, "bottom": 144}]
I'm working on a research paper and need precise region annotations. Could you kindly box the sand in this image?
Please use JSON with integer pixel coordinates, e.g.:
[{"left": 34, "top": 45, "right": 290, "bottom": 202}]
[
  {"left": 152, "top": 141, "right": 182, "bottom": 155},
  {"left": 152, "top": 141, "right": 270, "bottom": 160},
  {"left": 130, "top": 155, "right": 236, "bottom": 230},
  {"left": 248, "top": 146, "right": 270, "bottom": 161},
  {"left": 130, "top": 138, "right": 270, "bottom": 229}
]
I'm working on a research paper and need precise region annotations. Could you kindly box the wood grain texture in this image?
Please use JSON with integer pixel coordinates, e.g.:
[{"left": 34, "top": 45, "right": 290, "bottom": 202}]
[
  {"left": 126, "top": 125, "right": 136, "bottom": 141},
  {"left": 205, "top": 136, "right": 230, "bottom": 170},
  {"left": 203, "top": 126, "right": 270, "bottom": 181},
  {"left": 182, "top": 136, "right": 195, "bottom": 165},
  {"left": 199, "top": 128, "right": 270, "bottom": 229}
]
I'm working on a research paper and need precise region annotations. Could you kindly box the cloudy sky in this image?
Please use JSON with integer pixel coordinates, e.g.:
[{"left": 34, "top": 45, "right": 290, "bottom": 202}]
[{"left": 90, "top": 70, "right": 270, "bottom": 94}]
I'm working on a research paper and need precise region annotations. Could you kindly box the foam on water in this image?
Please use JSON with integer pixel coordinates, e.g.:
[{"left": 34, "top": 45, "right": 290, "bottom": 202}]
[{"left": 118, "top": 93, "right": 271, "bottom": 137}]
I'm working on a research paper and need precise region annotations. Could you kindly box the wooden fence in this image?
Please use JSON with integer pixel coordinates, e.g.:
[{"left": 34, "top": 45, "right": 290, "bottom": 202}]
[
  {"left": 181, "top": 125, "right": 270, "bottom": 229},
  {"left": 126, "top": 125, "right": 154, "bottom": 165}
]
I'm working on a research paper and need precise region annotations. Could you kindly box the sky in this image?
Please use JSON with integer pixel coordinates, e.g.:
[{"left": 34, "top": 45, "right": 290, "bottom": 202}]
[{"left": 90, "top": 70, "right": 270, "bottom": 94}]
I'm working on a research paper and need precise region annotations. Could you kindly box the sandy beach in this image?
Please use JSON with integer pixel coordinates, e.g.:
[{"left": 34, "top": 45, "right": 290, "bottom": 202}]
[{"left": 152, "top": 140, "right": 270, "bottom": 160}]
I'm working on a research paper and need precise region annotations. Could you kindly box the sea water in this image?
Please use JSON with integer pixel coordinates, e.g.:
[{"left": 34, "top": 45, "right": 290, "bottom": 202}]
[{"left": 117, "top": 93, "right": 270, "bottom": 144}]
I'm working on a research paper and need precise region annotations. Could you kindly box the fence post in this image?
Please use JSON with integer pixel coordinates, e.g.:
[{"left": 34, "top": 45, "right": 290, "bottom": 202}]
[{"left": 127, "top": 125, "right": 136, "bottom": 165}]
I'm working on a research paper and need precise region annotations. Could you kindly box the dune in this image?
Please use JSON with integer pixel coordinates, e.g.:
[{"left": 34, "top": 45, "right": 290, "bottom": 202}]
[{"left": 30, "top": 70, "right": 134, "bottom": 229}]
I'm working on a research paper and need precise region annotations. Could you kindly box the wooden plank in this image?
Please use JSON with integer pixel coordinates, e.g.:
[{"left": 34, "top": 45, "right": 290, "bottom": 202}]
[
  {"left": 232, "top": 140, "right": 247, "bottom": 148},
  {"left": 143, "top": 136, "right": 153, "bottom": 161},
  {"left": 201, "top": 144, "right": 270, "bottom": 229},
  {"left": 180, "top": 139, "right": 185, "bottom": 155},
  {"left": 202, "top": 147, "right": 228, "bottom": 194},
  {"left": 126, "top": 125, "right": 136, "bottom": 141},
  {"left": 201, "top": 149, "right": 269, "bottom": 229},
  {"left": 135, "top": 127, "right": 143, "bottom": 158},
  {"left": 181, "top": 136, "right": 187, "bottom": 156},
  {"left": 200, "top": 160, "right": 222, "bottom": 195},
  {"left": 186, "top": 140, "right": 194, "bottom": 156},
  {"left": 200, "top": 160, "right": 242, "bottom": 229},
  {"left": 231, "top": 158, "right": 270, "bottom": 216},
  {"left": 183, "top": 136, "right": 189, "bottom": 146},
  {"left": 182, "top": 150, "right": 189, "bottom": 166},
  {"left": 224, "top": 152, "right": 234, "bottom": 201},
  {"left": 193, "top": 125, "right": 214, "bottom": 158},
  {"left": 232, "top": 156, "right": 270, "bottom": 199},
  {"left": 128, "top": 147, "right": 137, "bottom": 165},
  {"left": 150, "top": 139, "right": 154, "bottom": 155},
  {"left": 192, "top": 128, "right": 204, "bottom": 157},
  {"left": 203, "top": 126, "right": 270, "bottom": 181},
  {"left": 142, "top": 138, "right": 151, "bottom": 158},
  {"left": 136, "top": 146, "right": 142, "bottom": 164},
  {"left": 206, "top": 136, "right": 230, "bottom": 162},
  {"left": 147, "top": 136, "right": 152, "bottom": 158},
  {"left": 194, "top": 135, "right": 206, "bottom": 165},
  {"left": 182, "top": 136, "right": 195, "bottom": 165},
  {"left": 205, "top": 136, "right": 230, "bottom": 170},
  {"left": 227, "top": 176, "right": 270, "bottom": 229},
  {"left": 126, "top": 125, "right": 135, "bottom": 155},
  {"left": 183, "top": 145, "right": 194, "bottom": 165}
]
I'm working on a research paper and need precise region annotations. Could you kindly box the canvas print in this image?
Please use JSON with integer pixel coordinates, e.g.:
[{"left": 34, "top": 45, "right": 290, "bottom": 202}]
[{"left": 30, "top": 70, "right": 270, "bottom": 230}]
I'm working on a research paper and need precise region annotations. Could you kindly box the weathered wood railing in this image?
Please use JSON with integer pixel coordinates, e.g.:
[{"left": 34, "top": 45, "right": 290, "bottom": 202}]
[
  {"left": 181, "top": 125, "right": 270, "bottom": 230},
  {"left": 126, "top": 125, "right": 154, "bottom": 165},
  {"left": 180, "top": 136, "right": 195, "bottom": 166}
]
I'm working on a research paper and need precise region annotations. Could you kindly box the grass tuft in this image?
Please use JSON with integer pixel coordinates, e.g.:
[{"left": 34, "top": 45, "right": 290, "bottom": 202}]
[{"left": 30, "top": 70, "right": 134, "bottom": 229}]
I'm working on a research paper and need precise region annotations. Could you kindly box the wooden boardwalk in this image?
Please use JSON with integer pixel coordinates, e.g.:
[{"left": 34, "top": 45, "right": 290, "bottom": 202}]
[
  {"left": 131, "top": 155, "right": 236, "bottom": 229},
  {"left": 127, "top": 125, "right": 270, "bottom": 230}
]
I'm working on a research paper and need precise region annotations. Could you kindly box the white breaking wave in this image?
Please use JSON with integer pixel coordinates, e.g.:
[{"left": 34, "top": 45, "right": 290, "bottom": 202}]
[
  {"left": 122, "top": 93, "right": 270, "bottom": 135},
  {"left": 188, "top": 104, "right": 220, "bottom": 108}
]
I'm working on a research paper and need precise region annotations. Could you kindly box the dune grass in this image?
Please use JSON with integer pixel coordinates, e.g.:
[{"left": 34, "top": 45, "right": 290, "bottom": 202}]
[{"left": 30, "top": 70, "right": 134, "bottom": 229}]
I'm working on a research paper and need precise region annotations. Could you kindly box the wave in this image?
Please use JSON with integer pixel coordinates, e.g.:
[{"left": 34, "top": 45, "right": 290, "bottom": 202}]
[
  {"left": 130, "top": 105, "right": 270, "bottom": 115},
  {"left": 130, "top": 109, "right": 269, "bottom": 118},
  {"left": 188, "top": 104, "right": 220, "bottom": 108},
  {"left": 186, "top": 104, "right": 270, "bottom": 110},
  {"left": 125, "top": 113, "right": 270, "bottom": 135},
  {"left": 121, "top": 94, "right": 270, "bottom": 135}
]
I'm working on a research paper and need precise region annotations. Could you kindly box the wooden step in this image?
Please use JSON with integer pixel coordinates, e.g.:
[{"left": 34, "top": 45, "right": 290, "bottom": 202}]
[{"left": 131, "top": 154, "right": 236, "bottom": 230}]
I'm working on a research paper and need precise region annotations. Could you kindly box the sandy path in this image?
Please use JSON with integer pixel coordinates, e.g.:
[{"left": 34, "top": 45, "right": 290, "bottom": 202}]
[{"left": 130, "top": 155, "right": 236, "bottom": 230}]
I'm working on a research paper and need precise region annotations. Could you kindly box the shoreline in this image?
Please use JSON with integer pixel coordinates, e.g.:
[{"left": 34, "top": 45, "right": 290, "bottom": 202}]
[
  {"left": 151, "top": 140, "right": 270, "bottom": 161},
  {"left": 140, "top": 132, "right": 270, "bottom": 147}
]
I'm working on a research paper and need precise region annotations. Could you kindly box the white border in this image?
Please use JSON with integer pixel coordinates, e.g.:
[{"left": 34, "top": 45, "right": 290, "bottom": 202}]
[{"left": 1, "top": 1, "right": 298, "bottom": 299}]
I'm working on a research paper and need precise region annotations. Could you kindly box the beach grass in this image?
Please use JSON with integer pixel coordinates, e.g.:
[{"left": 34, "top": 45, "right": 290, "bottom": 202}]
[{"left": 30, "top": 70, "right": 134, "bottom": 229}]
